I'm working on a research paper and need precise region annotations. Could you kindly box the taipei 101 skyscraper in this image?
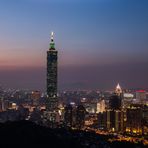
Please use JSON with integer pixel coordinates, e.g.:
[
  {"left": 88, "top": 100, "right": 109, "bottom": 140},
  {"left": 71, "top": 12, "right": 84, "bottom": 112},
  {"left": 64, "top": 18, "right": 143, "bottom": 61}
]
[{"left": 46, "top": 32, "right": 58, "bottom": 124}]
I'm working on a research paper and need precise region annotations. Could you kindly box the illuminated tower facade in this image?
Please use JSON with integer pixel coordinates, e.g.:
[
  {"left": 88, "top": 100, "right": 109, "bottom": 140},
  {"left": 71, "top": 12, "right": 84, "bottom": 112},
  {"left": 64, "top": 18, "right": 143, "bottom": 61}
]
[{"left": 47, "top": 32, "right": 58, "bottom": 112}]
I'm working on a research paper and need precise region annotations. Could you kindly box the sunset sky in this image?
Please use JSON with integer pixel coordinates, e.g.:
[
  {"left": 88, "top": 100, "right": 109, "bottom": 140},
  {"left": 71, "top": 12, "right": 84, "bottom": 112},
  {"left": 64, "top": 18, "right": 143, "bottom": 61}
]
[{"left": 0, "top": 0, "right": 148, "bottom": 90}]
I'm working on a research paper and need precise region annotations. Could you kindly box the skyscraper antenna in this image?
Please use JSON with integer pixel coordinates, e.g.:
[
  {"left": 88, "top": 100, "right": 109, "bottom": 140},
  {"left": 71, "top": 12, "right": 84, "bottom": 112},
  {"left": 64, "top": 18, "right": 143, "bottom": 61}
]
[{"left": 51, "top": 31, "right": 54, "bottom": 41}]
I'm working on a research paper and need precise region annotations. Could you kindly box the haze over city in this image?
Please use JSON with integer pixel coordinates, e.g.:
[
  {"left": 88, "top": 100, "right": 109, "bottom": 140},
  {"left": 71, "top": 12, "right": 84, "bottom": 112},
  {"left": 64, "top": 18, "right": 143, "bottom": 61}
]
[{"left": 0, "top": 0, "right": 148, "bottom": 90}]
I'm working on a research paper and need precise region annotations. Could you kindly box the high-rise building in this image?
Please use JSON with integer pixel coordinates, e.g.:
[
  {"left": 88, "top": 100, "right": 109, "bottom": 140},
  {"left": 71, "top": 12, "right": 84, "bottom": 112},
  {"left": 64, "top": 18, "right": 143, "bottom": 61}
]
[
  {"left": 96, "top": 99, "right": 106, "bottom": 113},
  {"left": 106, "top": 109, "right": 124, "bottom": 132},
  {"left": 123, "top": 93, "right": 134, "bottom": 108},
  {"left": 126, "top": 104, "right": 143, "bottom": 135},
  {"left": 105, "top": 92, "right": 124, "bottom": 132},
  {"left": 142, "top": 105, "right": 148, "bottom": 135},
  {"left": 64, "top": 104, "right": 73, "bottom": 128},
  {"left": 31, "top": 91, "right": 41, "bottom": 106},
  {"left": 109, "top": 94, "right": 122, "bottom": 110},
  {"left": 64, "top": 104, "right": 86, "bottom": 129},
  {"left": 44, "top": 32, "right": 59, "bottom": 127},
  {"left": 75, "top": 105, "right": 86, "bottom": 129},
  {"left": 136, "top": 90, "right": 146, "bottom": 104},
  {"left": 46, "top": 32, "right": 58, "bottom": 111},
  {"left": 98, "top": 112, "right": 106, "bottom": 130}
]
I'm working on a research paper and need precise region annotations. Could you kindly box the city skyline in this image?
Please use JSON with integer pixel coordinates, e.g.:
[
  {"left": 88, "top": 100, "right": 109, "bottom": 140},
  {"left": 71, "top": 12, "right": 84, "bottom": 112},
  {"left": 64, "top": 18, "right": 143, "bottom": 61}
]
[{"left": 0, "top": 0, "right": 148, "bottom": 90}]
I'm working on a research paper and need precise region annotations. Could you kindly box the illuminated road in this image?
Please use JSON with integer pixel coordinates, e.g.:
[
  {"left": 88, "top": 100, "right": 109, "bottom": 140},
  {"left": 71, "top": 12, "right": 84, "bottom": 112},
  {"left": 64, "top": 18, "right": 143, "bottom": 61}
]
[{"left": 82, "top": 127, "right": 148, "bottom": 146}]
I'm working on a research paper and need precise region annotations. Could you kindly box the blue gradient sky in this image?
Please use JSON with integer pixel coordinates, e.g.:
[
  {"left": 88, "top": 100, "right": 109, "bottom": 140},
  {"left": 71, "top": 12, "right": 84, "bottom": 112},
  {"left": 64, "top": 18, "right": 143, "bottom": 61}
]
[{"left": 0, "top": 0, "right": 148, "bottom": 90}]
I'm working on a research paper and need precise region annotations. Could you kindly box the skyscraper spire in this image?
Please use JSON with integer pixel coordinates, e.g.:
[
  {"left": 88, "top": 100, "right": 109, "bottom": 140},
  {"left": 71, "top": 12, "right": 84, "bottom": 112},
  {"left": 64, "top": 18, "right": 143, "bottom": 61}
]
[
  {"left": 115, "top": 83, "right": 122, "bottom": 96},
  {"left": 116, "top": 83, "right": 121, "bottom": 90},
  {"left": 49, "top": 31, "right": 55, "bottom": 50},
  {"left": 51, "top": 31, "right": 54, "bottom": 41}
]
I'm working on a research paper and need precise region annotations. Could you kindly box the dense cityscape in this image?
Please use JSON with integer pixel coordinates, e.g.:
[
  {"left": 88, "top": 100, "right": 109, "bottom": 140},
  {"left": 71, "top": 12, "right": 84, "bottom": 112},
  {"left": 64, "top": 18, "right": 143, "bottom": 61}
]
[
  {"left": 0, "top": 32, "right": 147, "bottom": 147},
  {"left": 0, "top": 1, "right": 148, "bottom": 147}
]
